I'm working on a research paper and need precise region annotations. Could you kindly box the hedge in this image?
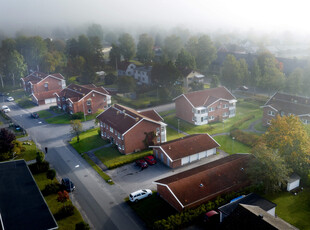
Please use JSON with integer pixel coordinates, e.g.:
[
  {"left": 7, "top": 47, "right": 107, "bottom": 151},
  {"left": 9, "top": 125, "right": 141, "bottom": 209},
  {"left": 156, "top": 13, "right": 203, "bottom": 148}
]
[
  {"left": 230, "top": 114, "right": 255, "bottom": 131},
  {"left": 153, "top": 186, "right": 257, "bottom": 229},
  {"left": 230, "top": 129, "right": 259, "bottom": 147}
]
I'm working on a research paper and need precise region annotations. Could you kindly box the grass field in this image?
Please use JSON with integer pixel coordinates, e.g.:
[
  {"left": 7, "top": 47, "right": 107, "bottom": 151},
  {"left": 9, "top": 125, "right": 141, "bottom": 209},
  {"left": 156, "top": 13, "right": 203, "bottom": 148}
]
[
  {"left": 37, "top": 110, "right": 54, "bottom": 118},
  {"left": 166, "top": 126, "right": 185, "bottom": 141},
  {"left": 33, "top": 173, "right": 84, "bottom": 230},
  {"left": 45, "top": 111, "right": 102, "bottom": 124},
  {"left": 70, "top": 128, "right": 108, "bottom": 153},
  {"left": 16, "top": 140, "right": 37, "bottom": 161},
  {"left": 213, "top": 135, "right": 251, "bottom": 154},
  {"left": 265, "top": 189, "right": 310, "bottom": 229}
]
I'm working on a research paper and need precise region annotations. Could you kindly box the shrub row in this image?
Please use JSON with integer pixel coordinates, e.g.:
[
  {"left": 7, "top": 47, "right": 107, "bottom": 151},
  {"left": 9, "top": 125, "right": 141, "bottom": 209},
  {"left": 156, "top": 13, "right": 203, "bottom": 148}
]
[
  {"left": 230, "top": 114, "right": 255, "bottom": 131},
  {"left": 153, "top": 186, "right": 257, "bottom": 230},
  {"left": 28, "top": 161, "right": 50, "bottom": 174},
  {"left": 105, "top": 151, "right": 151, "bottom": 169},
  {"left": 71, "top": 112, "right": 84, "bottom": 120},
  {"left": 230, "top": 129, "right": 259, "bottom": 147},
  {"left": 54, "top": 204, "right": 75, "bottom": 220},
  {"left": 42, "top": 182, "right": 62, "bottom": 196}
]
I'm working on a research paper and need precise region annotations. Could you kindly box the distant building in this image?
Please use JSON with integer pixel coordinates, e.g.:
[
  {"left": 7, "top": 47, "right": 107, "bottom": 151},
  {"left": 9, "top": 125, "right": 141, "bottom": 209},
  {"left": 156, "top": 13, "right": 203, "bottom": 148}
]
[
  {"left": 21, "top": 71, "right": 66, "bottom": 105},
  {"left": 174, "top": 87, "right": 237, "bottom": 125},
  {"left": 180, "top": 68, "right": 205, "bottom": 91},
  {"left": 261, "top": 92, "right": 310, "bottom": 126},
  {"left": 150, "top": 134, "right": 219, "bottom": 168},
  {"left": 97, "top": 104, "right": 167, "bottom": 154},
  {"left": 0, "top": 160, "right": 58, "bottom": 230},
  {"left": 134, "top": 66, "right": 152, "bottom": 85},
  {"left": 55, "top": 83, "right": 111, "bottom": 115},
  {"left": 117, "top": 61, "right": 136, "bottom": 77}
]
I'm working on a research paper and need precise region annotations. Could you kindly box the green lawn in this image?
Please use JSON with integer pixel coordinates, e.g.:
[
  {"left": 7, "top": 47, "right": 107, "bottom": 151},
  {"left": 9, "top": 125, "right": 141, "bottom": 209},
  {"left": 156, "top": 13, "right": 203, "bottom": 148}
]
[
  {"left": 33, "top": 173, "right": 84, "bottom": 230},
  {"left": 127, "top": 193, "right": 177, "bottom": 229},
  {"left": 159, "top": 109, "right": 176, "bottom": 117},
  {"left": 70, "top": 128, "right": 108, "bottom": 153},
  {"left": 94, "top": 147, "right": 152, "bottom": 169},
  {"left": 113, "top": 94, "right": 160, "bottom": 109},
  {"left": 163, "top": 100, "right": 262, "bottom": 136},
  {"left": 166, "top": 126, "right": 185, "bottom": 141},
  {"left": 15, "top": 97, "right": 36, "bottom": 109},
  {"left": 254, "top": 119, "right": 268, "bottom": 132},
  {"left": 213, "top": 135, "right": 251, "bottom": 154},
  {"left": 45, "top": 111, "right": 102, "bottom": 124},
  {"left": 82, "top": 154, "right": 114, "bottom": 185},
  {"left": 265, "top": 189, "right": 310, "bottom": 229},
  {"left": 16, "top": 140, "right": 37, "bottom": 161},
  {"left": 37, "top": 110, "right": 54, "bottom": 118}
]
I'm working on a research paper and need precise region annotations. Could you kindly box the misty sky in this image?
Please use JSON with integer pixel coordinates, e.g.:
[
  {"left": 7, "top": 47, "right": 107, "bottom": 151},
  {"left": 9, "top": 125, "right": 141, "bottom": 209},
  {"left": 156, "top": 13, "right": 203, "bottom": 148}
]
[{"left": 0, "top": 0, "right": 309, "bottom": 35}]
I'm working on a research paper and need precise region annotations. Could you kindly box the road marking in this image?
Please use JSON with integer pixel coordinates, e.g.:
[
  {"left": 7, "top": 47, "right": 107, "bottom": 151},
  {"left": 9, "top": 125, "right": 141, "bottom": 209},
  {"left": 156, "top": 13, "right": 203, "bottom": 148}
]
[{"left": 75, "top": 165, "right": 80, "bottom": 168}]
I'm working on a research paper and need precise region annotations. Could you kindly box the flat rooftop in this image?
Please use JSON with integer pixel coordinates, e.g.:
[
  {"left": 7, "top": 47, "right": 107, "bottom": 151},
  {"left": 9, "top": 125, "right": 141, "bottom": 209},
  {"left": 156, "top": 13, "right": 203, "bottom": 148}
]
[{"left": 0, "top": 160, "right": 58, "bottom": 230}]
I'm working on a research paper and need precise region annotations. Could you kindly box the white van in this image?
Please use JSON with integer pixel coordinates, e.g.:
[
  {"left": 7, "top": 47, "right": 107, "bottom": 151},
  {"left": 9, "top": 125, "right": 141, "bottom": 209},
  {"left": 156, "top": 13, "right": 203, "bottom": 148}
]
[{"left": 129, "top": 189, "right": 152, "bottom": 202}]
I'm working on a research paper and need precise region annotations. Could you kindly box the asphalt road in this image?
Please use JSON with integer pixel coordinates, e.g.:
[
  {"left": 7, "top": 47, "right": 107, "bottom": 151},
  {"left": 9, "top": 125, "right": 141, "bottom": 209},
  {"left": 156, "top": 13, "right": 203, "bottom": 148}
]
[{"left": 1, "top": 99, "right": 145, "bottom": 230}]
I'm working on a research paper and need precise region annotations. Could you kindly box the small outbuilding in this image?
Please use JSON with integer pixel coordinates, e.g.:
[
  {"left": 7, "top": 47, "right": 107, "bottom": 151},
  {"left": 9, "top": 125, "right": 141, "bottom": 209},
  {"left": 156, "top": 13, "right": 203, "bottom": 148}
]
[{"left": 287, "top": 173, "right": 301, "bottom": 192}]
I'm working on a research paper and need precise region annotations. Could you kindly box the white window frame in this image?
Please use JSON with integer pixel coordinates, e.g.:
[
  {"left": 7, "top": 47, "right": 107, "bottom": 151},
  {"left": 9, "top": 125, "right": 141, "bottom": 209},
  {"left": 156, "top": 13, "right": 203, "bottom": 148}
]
[
  {"left": 88, "top": 109, "right": 92, "bottom": 113},
  {"left": 110, "top": 127, "right": 113, "bottom": 133},
  {"left": 209, "top": 115, "right": 214, "bottom": 120},
  {"left": 87, "top": 99, "right": 91, "bottom": 105},
  {"left": 268, "top": 110, "right": 275, "bottom": 116}
]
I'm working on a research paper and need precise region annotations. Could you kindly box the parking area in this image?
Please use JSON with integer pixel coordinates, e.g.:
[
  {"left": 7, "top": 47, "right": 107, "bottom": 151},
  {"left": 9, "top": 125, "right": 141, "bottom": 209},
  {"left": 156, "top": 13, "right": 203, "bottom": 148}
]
[{"left": 108, "top": 150, "right": 229, "bottom": 195}]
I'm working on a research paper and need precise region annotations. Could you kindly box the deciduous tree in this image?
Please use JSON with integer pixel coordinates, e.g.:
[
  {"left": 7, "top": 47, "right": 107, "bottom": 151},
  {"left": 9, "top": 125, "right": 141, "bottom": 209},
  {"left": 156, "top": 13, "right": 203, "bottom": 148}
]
[
  {"left": 136, "top": 33, "right": 154, "bottom": 63},
  {"left": 221, "top": 54, "right": 241, "bottom": 91},
  {"left": 175, "top": 48, "right": 196, "bottom": 70},
  {"left": 163, "top": 35, "right": 183, "bottom": 60},
  {"left": 118, "top": 33, "right": 136, "bottom": 61},
  {"left": 0, "top": 128, "right": 16, "bottom": 161},
  {"left": 70, "top": 120, "right": 83, "bottom": 143}
]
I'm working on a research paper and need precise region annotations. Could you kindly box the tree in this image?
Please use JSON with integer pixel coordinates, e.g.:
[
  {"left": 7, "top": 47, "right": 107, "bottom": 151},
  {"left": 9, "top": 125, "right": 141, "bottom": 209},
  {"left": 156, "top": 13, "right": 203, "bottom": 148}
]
[
  {"left": 249, "top": 58, "right": 261, "bottom": 92},
  {"left": 264, "top": 115, "right": 310, "bottom": 177},
  {"left": 0, "top": 128, "right": 16, "bottom": 161},
  {"left": 189, "top": 82, "right": 204, "bottom": 91},
  {"left": 285, "top": 68, "right": 303, "bottom": 95},
  {"left": 117, "top": 76, "right": 136, "bottom": 93},
  {"left": 36, "top": 151, "right": 45, "bottom": 164},
  {"left": 152, "top": 61, "right": 182, "bottom": 87},
  {"left": 6, "top": 50, "right": 27, "bottom": 86},
  {"left": 118, "top": 33, "right": 136, "bottom": 61},
  {"left": 136, "top": 33, "right": 154, "bottom": 63},
  {"left": 238, "top": 59, "right": 249, "bottom": 85},
  {"left": 41, "top": 51, "right": 66, "bottom": 73},
  {"left": 70, "top": 120, "right": 83, "bottom": 143},
  {"left": 57, "top": 190, "right": 69, "bottom": 206},
  {"left": 87, "top": 23, "right": 104, "bottom": 42},
  {"left": 210, "top": 75, "right": 220, "bottom": 88},
  {"left": 163, "top": 35, "right": 183, "bottom": 60},
  {"left": 104, "top": 73, "right": 116, "bottom": 85},
  {"left": 175, "top": 48, "right": 196, "bottom": 70},
  {"left": 46, "top": 169, "right": 56, "bottom": 183},
  {"left": 195, "top": 35, "right": 217, "bottom": 72},
  {"left": 221, "top": 54, "right": 241, "bottom": 91},
  {"left": 248, "top": 141, "right": 291, "bottom": 193},
  {"left": 109, "top": 43, "right": 121, "bottom": 69},
  {"left": 75, "top": 221, "right": 90, "bottom": 230}
]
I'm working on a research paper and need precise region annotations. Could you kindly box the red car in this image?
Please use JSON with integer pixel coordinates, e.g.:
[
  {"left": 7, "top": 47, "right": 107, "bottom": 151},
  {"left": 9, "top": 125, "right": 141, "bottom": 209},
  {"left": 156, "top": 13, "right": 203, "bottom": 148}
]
[
  {"left": 144, "top": 155, "right": 157, "bottom": 165},
  {"left": 135, "top": 159, "right": 148, "bottom": 169}
]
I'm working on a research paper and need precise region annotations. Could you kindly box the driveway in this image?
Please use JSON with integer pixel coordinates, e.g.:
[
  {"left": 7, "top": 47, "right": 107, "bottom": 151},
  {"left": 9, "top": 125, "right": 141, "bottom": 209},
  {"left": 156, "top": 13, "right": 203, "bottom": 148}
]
[{"left": 108, "top": 150, "right": 228, "bottom": 195}]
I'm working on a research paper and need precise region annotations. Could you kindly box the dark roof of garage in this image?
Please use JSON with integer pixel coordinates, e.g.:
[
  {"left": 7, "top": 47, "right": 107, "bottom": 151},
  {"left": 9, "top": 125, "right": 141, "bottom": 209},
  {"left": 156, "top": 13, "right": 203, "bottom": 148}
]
[{"left": 0, "top": 160, "right": 58, "bottom": 230}]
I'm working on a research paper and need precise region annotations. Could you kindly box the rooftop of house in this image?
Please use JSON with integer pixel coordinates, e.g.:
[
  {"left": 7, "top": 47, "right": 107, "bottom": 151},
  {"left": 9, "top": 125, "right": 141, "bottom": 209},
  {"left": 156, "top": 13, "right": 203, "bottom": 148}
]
[
  {"left": 154, "top": 154, "right": 251, "bottom": 208},
  {"left": 33, "top": 90, "right": 61, "bottom": 101},
  {"left": 218, "top": 193, "right": 276, "bottom": 217},
  {"left": 117, "top": 61, "right": 135, "bottom": 71},
  {"left": 57, "top": 84, "right": 109, "bottom": 102},
  {"left": 23, "top": 71, "right": 64, "bottom": 83},
  {"left": 264, "top": 92, "right": 310, "bottom": 115},
  {"left": 135, "top": 66, "right": 152, "bottom": 73},
  {"left": 220, "top": 204, "right": 298, "bottom": 230},
  {"left": 97, "top": 104, "right": 165, "bottom": 134},
  {"left": 174, "top": 86, "right": 236, "bottom": 108},
  {"left": 151, "top": 134, "right": 219, "bottom": 160},
  {"left": 0, "top": 160, "right": 58, "bottom": 230}
]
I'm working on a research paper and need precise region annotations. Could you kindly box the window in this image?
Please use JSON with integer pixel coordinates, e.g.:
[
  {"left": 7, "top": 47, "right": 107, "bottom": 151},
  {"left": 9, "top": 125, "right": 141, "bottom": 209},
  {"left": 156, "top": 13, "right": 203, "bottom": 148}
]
[
  {"left": 122, "top": 145, "right": 124, "bottom": 150},
  {"left": 69, "top": 103, "right": 72, "bottom": 107},
  {"left": 88, "top": 109, "right": 92, "bottom": 113},
  {"left": 121, "top": 135, "right": 124, "bottom": 140},
  {"left": 92, "top": 93, "right": 95, "bottom": 97},
  {"left": 62, "top": 97, "right": 65, "bottom": 101},
  {"left": 101, "top": 131, "right": 103, "bottom": 136},
  {"left": 100, "top": 122, "right": 103, "bottom": 127},
  {"left": 104, "top": 132, "right": 106, "bottom": 137},
  {"left": 104, "top": 97, "right": 106, "bottom": 102},
  {"left": 57, "top": 97, "right": 60, "bottom": 102},
  {"left": 209, "top": 116, "right": 214, "bottom": 120},
  {"left": 192, "top": 116, "right": 197, "bottom": 122},
  {"left": 110, "top": 127, "right": 113, "bottom": 133},
  {"left": 87, "top": 99, "right": 91, "bottom": 105},
  {"left": 223, "top": 104, "right": 228, "bottom": 108},
  {"left": 208, "top": 107, "right": 215, "bottom": 112},
  {"left": 161, "top": 126, "right": 165, "bottom": 132},
  {"left": 118, "top": 133, "right": 121, "bottom": 139},
  {"left": 104, "top": 123, "right": 106, "bottom": 128},
  {"left": 267, "top": 120, "right": 271, "bottom": 125},
  {"left": 44, "top": 83, "right": 48, "bottom": 88},
  {"left": 223, "top": 112, "right": 229, "bottom": 117},
  {"left": 157, "top": 137, "right": 160, "bottom": 143},
  {"left": 156, "top": 127, "right": 160, "bottom": 133},
  {"left": 217, "top": 105, "right": 221, "bottom": 109},
  {"left": 268, "top": 110, "right": 275, "bottom": 116}
]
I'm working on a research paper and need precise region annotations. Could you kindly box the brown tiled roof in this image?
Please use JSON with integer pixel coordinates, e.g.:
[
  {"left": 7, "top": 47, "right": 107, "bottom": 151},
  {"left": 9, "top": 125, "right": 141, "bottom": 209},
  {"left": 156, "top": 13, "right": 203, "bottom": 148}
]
[
  {"left": 176, "top": 87, "right": 236, "bottom": 107},
  {"left": 67, "top": 84, "right": 92, "bottom": 95},
  {"left": 33, "top": 90, "right": 60, "bottom": 101},
  {"left": 97, "top": 104, "right": 164, "bottom": 134},
  {"left": 265, "top": 92, "right": 310, "bottom": 115},
  {"left": 118, "top": 61, "right": 132, "bottom": 71},
  {"left": 93, "top": 87, "right": 110, "bottom": 95},
  {"left": 82, "top": 84, "right": 97, "bottom": 89},
  {"left": 155, "top": 154, "right": 251, "bottom": 207},
  {"left": 23, "top": 72, "right": 64, "bottom": 83},
  {"left": 139, "top": 110, "right": 163, "bottom": 122},
  {"left": 154, "top": 134, "right": 219, "bottom": 160},
  {"left": 49, "top": 73, "right": 64, "bottom": 80},
  {"left": 58, "top": 88, "right": 84, "bottom": 101}
]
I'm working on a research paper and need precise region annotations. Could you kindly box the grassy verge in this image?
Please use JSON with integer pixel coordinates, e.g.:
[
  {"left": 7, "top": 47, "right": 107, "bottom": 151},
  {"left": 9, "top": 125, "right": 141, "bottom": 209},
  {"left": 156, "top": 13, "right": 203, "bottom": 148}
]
[
  {"left": 94, "top": 147, "right": 152, "bottom": 169},
  {"left": 264, "top": 189, "right": 310, "bottom": 229},
  {"left": 166, "top": 126, "right": 186, "bottom": 141},
  {"left": 70, "top": 128, "right": 108, "bottom": 153},
  {"left": 15, "top": 97, "right": 36, "bottom": 109},
  {"left": 16, "top": 140, "right": 37, "bottom": 161},
  {"left": 33, "top": 173, "right": 84, "bottom": 230},
  {"left": 127, "top": 193, "right": 177, "bottom": 228},
  {"left": 82, "top": 154, "right": 114, "bottom": 185},
  {"left": 159, "top": 109, "right": 176, "bottom": 117},
  {"left": 113, "top": 94, "right": 160, "bottom": 109},
  {"left": 213, "top": 135, "right": 251, "bottom": 154},
  {"left": 37, "top": 110, "right": 54, "bottom": 118},
  {"left": 45, "top": 111, "right": 101, "bottom": 124}
]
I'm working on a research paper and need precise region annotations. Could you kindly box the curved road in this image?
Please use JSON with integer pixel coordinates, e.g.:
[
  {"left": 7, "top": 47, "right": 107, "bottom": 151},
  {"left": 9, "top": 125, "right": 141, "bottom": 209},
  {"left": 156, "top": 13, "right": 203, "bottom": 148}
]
[{"left": 2, "top": 100, "right": 145, "bottom": 230}]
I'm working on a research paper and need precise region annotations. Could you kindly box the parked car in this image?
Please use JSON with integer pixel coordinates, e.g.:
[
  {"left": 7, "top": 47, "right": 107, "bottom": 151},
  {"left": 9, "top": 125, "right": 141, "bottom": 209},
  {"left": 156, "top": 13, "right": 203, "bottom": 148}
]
[
  {"left": 1, "top": 105, "right": 10, "bottom": 113},
  {"left": 14, "top": 124, "right": 22, "bottom": 131},
  {"left": 238, "top": 85, "right": 248, "bottom": 91},
  {"left": 129, "top": 189, "right": 152, "bottom": 202},
  {"left": 31, "top": 112, "right": 39, "bottom": 118},
  {"left": 135, "top": 159, "right": 148, "bottom": 169},
  {"left": 6, "top": 96, "right": 14, "bottom": 102},
  {"left": 61, "top": 178, "right": 75, "bottom": 192},
  {"left": 144, "top": 155, "right": 157, "bottom": 165}
]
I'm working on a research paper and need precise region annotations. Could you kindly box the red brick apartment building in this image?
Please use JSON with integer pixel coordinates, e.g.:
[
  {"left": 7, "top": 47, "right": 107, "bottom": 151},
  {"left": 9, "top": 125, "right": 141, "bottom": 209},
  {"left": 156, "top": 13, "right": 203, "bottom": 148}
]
[
  {"left": 150, "top": 134, "right": 220, "bottom": 168},
  {"left": 154, "top": 154, "right": 251, "bottom": 212},
  {"left": 97, "top": 104, "right": 167, "bottom": 154},
  {"left": 262, "top": 92, "right": 310, "bottom": 126},
  {"left": 21, "top": 71, "right": 66, "bottom": 105},
  {"left": 55, "top": 84, "right": 111, "bottom": 115},
  {"left": 174, "top": 87, "right": 237, "bottom": 126}
]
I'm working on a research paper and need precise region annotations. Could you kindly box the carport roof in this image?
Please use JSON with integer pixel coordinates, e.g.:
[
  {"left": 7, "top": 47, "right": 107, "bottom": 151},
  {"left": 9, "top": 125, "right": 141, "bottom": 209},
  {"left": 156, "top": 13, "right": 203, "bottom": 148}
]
[{"left": 0, "top": 160, "right": 58, "bottom": 230}]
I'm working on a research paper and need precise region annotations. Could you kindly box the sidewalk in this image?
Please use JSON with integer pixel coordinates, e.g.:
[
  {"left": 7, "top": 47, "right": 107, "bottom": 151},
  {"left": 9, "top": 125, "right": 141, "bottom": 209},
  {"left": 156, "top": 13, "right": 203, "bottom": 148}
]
[{"left": 84, "top": 143, "right": 112, "bottom": 171}]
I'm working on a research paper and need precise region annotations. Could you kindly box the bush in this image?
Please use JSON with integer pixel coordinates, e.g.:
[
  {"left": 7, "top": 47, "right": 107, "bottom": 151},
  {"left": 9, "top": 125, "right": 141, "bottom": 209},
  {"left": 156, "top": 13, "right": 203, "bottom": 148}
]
[
  {"left": 230, "top": 129, "right": 259, "bottom": 147},
  {"left": 54, "top": 204, "right": 75, "bottom": 220},
  {"left": 36, "top": 151, "right": 45, "bottom": 164},
  {"left": 75, "top": 221, "right": 90, "bottom": 230},
  {"left": 42, "top": 182, "right": 61, "bottom": 196},
  {"left": 49, "top": 105, "right": 59, "bottom": 111},
  {"left": 230, "top": 114, "right": 255, "bottom": 131},
  {"left": 71, "top": 112, "right": 84, "bottom": 120},
  {"left": 29, "top": 161, "right": 50, "bottom": 174}
]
